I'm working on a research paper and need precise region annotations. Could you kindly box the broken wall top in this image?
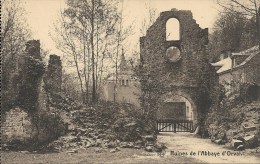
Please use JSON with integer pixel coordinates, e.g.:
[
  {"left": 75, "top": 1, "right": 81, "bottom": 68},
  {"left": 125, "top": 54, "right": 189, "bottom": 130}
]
[
  {"left": 139, "top": 9, "right": 211, "bottom": 88},
  {"left": 25, "top": 40, "right": 42, "bottom": 60},
  {"left": 141, "top": 8, "right": 208, "bottom": 52}
]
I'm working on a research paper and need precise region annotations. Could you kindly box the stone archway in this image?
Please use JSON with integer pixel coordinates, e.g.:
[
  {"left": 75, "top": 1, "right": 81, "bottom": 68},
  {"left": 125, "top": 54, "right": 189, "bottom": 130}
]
[
  {"left": 140, "top": 9, "right": 213, "bottom": 133},
  {"left": 158, "top": 91, "right": 198, "bottom": 126},
  {"left": 164, "top": 95, "right": 193, "bottom": 120}
]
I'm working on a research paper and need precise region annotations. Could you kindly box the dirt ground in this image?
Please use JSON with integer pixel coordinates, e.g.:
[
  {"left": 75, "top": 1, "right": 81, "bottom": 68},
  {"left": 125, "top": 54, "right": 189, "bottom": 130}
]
[
  {"left": 2, "top": 133, "right": 260, "bottom": 164},
  {"left": 157, "top": 132, "right": 260, "bottom": 164},
  {"left": 1, "top": 148, "right": 204, "bottom": 164}
]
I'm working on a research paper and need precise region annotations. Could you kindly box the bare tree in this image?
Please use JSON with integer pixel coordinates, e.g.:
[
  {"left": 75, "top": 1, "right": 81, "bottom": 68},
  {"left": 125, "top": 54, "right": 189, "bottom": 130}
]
[
  {"left": 208, "top": 10, "right": 250, "bottom": 62},
  {"left": 217, "top": 0, "right": 260, "bottom": 48},
  {"left": 140, "top": 1, "right": 158, "bottom": 36},
  {"left": 113, "top": 0, "right": 124, "bottom": 103},
  {"left": 52, "top": 0, "right": 122, "bottom": 104},
  {"left": 52, "top": 13, "right": 85, "bottom": 103},
  {"left": 1, "top": 0, "right": 31, "bottom": 90}
]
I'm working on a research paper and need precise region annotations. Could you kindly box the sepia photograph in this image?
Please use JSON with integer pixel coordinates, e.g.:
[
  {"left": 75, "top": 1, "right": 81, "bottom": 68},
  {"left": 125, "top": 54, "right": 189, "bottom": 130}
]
[{"left": 1, "top": 0, "right": 260, "bottom": 163}]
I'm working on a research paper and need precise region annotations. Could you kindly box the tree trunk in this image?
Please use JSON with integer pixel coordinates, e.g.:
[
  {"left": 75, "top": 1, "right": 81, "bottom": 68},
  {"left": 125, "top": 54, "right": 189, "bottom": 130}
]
[
  {"left": 99, "top": 38, "right": 108, "bottom": 92},
  {"left": 257, "top": 7, "right": 260, "bottom": 49},
  {"left": 87, "top": 43, "right": 90, "bottom": 105},
  {"left": 96, "top": 20, "right": 99, "bottom": 101},
  {"left": 83, "top": 31, "right": 88, "bottom": 104},
  {"left": 91, "top": 0, "right": 96, "bottom": 104},
  {"left": 113, "top": 1, "right": 124, "bottom": 103},
  {"left": 74, "top": 55, "right": 85, "bottom": 104}
]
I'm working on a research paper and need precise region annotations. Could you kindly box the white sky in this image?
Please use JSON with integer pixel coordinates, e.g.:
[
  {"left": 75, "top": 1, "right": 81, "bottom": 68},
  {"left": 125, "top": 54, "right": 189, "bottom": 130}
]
[{"left": 23, "top": 0, "right": 220, "bottom": 59}]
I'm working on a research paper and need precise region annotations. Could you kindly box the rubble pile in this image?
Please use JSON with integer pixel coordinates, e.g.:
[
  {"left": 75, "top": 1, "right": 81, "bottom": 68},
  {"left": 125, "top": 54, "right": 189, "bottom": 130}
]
[
  {"left": 48, "top": 92, "right": 82, "bottom": 112},
  {"left": 206, "top": 101, "right": 260, "bottom": 150},
  {"left": 46, "top": 104, "right": 147, "bottom": 152}
]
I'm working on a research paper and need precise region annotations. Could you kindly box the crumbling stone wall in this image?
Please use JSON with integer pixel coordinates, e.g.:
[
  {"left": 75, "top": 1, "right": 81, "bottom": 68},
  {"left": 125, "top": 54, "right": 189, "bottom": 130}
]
[
  {"left": 140, "top": 9, "right": 217, "bottom": 128},
  {"left": 16, "top": 40, "right": 45, "bottom": 111},
  {"left": 2, "top": 107, "right": 37, "bottom": 143},
  {"left": 2, "top": 40, "right": 66, "bottom": 146},
  {"left": 2, "top": 41, "right": 43, "bottom": 112},
  {"left": 2, "top": 40, "right": 45, "bottom": 144},
  {"left": 44, "top": 54, "right": 62, "bottom": 93}
]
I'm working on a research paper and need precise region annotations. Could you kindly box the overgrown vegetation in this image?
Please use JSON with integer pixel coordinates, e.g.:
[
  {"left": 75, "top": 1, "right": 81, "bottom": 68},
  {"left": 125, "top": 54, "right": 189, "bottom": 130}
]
[
  {"left": 209, "top": 0, "right": 260, "bottom": 62},
  {"left": 2, "top": 0, "right": 31, "bottom": 112},
  {"left": 43, "top": 100, "right": 156, "bottom": 152},
  {"left": 205, "top": 81, "right": 260, "bottom": 146}
]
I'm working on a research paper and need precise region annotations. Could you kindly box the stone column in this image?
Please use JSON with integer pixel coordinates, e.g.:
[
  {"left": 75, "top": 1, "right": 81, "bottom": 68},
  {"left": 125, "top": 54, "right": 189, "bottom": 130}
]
[{"left": 45, "top": 54, "right": 62, "bottom": 93}]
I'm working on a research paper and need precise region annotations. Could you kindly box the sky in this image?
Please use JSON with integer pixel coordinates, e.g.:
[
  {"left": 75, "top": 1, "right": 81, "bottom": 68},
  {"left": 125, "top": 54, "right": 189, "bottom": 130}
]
[{"left": 23, "top": 0, "right": 220, "bottom": 59}]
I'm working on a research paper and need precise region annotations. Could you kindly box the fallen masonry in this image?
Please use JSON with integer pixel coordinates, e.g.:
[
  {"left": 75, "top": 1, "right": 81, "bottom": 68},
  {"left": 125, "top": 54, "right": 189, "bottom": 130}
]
[
  {"left": 207, "top": 101, "right": 260, "bottom": 150},
  {"left": 45, "top": 106, "right": 150, "bottom": 152}
]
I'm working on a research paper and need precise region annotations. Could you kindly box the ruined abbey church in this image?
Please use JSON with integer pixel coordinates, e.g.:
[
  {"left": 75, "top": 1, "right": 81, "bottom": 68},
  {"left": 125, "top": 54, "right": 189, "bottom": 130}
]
[{"left": 140, "top": 9, "right": 217, "bottom": 127}]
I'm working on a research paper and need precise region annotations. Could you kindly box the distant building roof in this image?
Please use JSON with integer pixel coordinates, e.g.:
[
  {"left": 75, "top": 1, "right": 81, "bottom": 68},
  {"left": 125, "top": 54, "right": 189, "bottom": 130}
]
[
  {"left": 104, "top": 52, "right": 137, "bottom": 83},
  {"left": 119, "top": 49, "right": 132, "bottom": 72},
  {"left": 211, "top": 57, "right": 232, "bottom": 74},
  {"left": 211, "top": 45, "right": 259, "bottom": 74},
  {"left": 232, "top": 45, "right": 259, "bottom": 56},
  {"left": 107, "top": 74, "right": 115, "bottom": 81}
]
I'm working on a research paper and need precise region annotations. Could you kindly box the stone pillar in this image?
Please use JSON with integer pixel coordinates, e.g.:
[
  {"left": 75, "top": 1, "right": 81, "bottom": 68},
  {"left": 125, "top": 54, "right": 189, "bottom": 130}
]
[
  {"left": 25, "top": 40, "right": 42, "bottom": 60},
  {"left": 17, "top": 40, "right": 45, "bottom": 111},
  {"left": 45, "top": 54, "right": 62, "bottom": 93}
]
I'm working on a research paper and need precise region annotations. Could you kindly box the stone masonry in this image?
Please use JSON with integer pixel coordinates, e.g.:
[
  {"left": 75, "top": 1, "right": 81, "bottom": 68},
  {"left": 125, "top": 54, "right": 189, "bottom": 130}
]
[
  {"left": 44, "top": 54, "right": 62, "bottom": 93},
  {"left": 140, "top": 9, "right": 215, "bottom": 127},
  {"left": 2, "top": 107, "right": 37, "bottom": 143},
  {"left": 2, "top": 40, "right": 65, "bottom": 145}
]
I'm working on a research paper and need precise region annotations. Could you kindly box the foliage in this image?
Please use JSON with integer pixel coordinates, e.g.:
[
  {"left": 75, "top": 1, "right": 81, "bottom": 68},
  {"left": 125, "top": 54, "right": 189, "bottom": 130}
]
[
  {"left": 205, "top": 76, "right": 260, "bottom": 139},
  {"left": 213, "top": 0, "right": 260, "bottom": 57},
  {"left": 35, "top": 111, "right": 67, "bottom": 144},
  {"left": 103, "top": 101, "right": 152, "bottom": 137},
  {"left": 1, "top": 0, "right": 33, "bottom": 113},
  {"left": 16, "top": 56, "right": 45, "bottom": 112},
  {"left": 134, "top": 60, "right": 167, "bottom": 132},
  {"left": 2, "top": 0, "right": 31, "bottom": 107},
  {"left": 208, "top": 10, "right": 258, "bottom": 62},
  {"left": 62, "top": 72, "right": 84, "bottom": 103},
  {"left": 236, "top": 82, "right": 260, "bottom": 102},
  {"left": 71, "top": 101, "right": 145, "bottom": 142}
]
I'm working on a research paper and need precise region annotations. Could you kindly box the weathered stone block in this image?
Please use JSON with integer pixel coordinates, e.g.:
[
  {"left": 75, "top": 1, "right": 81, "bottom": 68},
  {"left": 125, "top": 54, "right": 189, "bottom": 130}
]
[
  {"left": 244, "top": 135, "right": 258, "bottom": 148},
  {"left": 236, "top": 145, "right": 245, "bottom": 151},
  {"left": 2, "top": 107, "right": 36, "bottom": 143},
  {"left": 231, "top": 139, "right": 243, "bottom": 149},
  {"left": 143, "top": 135, "right": 155, "bottom": 142},
  {"left": 226, "top": 130, "right": 238, "bottom": 142},
  {"left": 45, "top": 54, "right": 62, "bottom": 93},
  {"left": 243, "top": 125, "right": 257, "bottom": 132},
  {"left": 214, "top": 139, "right": 222, "bottom": 145},
  {"left": 145, "top": 145, "right": 153, "bottom": 152}
]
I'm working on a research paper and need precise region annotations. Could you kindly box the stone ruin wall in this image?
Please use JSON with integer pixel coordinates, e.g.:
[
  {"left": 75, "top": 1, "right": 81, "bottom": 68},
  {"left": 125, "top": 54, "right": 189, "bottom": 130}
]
[
  {"left": 44, "top": 54, "right": 62, "bottom": 93},
  {"left": 2, "top": 40, "right": 64, "bottom": 144},
  {"left": 140, "top": 9, "right": 217, "bottom": 126}
]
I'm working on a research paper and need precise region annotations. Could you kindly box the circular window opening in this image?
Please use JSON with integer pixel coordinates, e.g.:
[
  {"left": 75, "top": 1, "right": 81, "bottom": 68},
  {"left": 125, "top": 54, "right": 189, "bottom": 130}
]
[{"left": 166, "top": 46, "right": 181, "bottom": 62}]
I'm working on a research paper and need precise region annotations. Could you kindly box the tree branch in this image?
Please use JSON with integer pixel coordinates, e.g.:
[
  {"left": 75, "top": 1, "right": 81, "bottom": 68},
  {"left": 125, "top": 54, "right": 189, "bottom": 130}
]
[{"left": 230, "top": 0, "right": 256, "bottom": 15}]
